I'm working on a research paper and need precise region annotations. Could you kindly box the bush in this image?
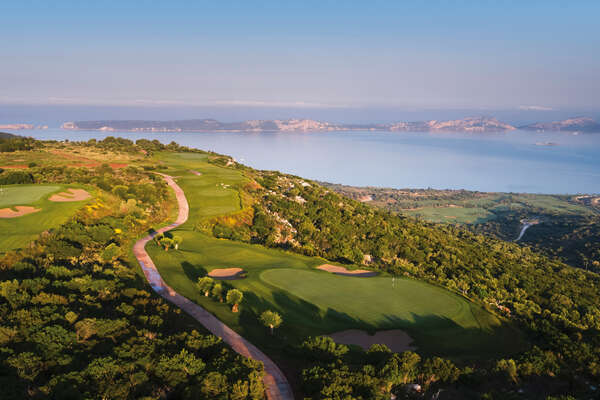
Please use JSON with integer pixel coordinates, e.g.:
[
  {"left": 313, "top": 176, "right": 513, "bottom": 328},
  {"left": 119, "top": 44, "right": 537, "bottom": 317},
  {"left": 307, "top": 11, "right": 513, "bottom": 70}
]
[
  {"left": 0, "top": 170, "right": 34, "bottom": 184},
  {"left": 301, "top": 336, "right": 349, "bottom": 362}
]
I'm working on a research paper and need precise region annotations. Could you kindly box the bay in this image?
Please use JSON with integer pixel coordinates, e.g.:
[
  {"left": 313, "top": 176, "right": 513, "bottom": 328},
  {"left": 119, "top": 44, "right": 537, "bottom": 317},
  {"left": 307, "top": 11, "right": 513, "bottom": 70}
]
[{"left": 20, "top": 128, "right": 600, "bottom": 194}]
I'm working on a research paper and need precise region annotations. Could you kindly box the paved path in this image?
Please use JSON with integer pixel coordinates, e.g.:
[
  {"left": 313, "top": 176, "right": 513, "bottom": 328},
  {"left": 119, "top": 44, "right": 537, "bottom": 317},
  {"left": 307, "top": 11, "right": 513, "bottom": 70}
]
[{"left": 133, "top": 173, "right": 294, "bottom": 400}]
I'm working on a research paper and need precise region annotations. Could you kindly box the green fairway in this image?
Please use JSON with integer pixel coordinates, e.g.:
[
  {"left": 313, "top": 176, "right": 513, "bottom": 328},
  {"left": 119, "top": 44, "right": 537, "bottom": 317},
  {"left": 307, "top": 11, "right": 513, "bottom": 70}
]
[
  {"left": 0, "top": 184, "right": 91, "bottom": 251},
  {"left": 148, "top": 152, "right": 523, "bottom": 358},
  {"left": 405, "top": 206, "right": 495, "bottom": 224}
]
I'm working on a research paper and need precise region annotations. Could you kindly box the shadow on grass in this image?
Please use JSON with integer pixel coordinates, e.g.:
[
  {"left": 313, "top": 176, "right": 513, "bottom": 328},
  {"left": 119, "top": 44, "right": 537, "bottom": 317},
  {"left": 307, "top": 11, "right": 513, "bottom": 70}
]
[
  {"left": 238, "top": 287, "right": 527, "bottom": 361},
  {"left": 378, "top": 313, "right": 527, "bottom": 359},
  {"left": 181, "top": 261, "right": 207, "bottom": 282}
]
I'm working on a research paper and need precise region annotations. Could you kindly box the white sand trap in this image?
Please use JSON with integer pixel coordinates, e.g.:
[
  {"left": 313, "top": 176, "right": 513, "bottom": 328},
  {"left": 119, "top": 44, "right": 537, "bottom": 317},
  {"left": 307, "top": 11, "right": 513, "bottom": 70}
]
[
  {"left": 208, "top": 268, "right": 246, "bottom": 280},
  {"left": 189, "top": 170, "right": 202, "bottom": 176},
  {"left": 317, "top": 264, "right": 378, "bottom": 277},
  {"left": 328, "top": 329, "right": 416, "bottom": 353},
  {"left": 0, "top": 206, "right": 42, "bottom": 218},
  {"left": 49, "top": 188, "right": 91, "bottom": 202}
]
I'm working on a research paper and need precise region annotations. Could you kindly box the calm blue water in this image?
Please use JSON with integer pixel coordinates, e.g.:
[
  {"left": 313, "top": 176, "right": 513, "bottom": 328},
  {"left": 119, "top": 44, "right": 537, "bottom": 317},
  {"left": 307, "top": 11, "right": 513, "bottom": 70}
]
[{"left": 20, "top": 128, "right": 600, "bottom": 194}]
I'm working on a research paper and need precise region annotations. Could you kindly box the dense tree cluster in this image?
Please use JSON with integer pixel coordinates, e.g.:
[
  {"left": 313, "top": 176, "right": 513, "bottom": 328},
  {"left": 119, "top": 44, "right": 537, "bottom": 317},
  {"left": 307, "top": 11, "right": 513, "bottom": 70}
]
[
  {"left": 300, "top": 338, "right": 466, "bottom": 399},
  {"left": 218, "top": 170, "right": 600, "bottom": 398},
  {"left": 0, "top": 155, "right": 265, "bottom": 399},
  {"left": 0, "top": 136, "right": 38, "bottom": 153},
  {"left": 0, "top": 170, "right": 34, "bottom": 185},
  {"left": 475, "top": 211, "right": 600, "bottom": 273}
]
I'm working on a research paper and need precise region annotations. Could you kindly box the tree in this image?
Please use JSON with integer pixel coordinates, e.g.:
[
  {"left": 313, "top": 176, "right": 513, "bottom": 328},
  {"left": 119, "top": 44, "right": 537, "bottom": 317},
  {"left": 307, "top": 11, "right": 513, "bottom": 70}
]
[
  {"left": 260, "top": 310, "right": 282, "bottom": 335},
  {"left": 7, "top": 352, "right": 43, "bottom": 381},
  {"left": 197, "top": 277, "right": 213, "bottom": 297},
  {"left": 226, "top": 289, "right": 243, "bottom": 312},
  {"left": 211, "top": 283, "right": 223, "bottom": 302},
  {"left": 301, "top": 336, "right": 349, "bottom": 362},
  {"left": 495, "top": 358, "right": 519, "bottom": 384},
  {"left": 173, "top": 235, "right": 183, "bottom": 250},
  {"left": 101, "top": 243, "right": 121, "bottom": 262},
  {"left": 159, "top": 237, "right": 173, "bottom": 251}
]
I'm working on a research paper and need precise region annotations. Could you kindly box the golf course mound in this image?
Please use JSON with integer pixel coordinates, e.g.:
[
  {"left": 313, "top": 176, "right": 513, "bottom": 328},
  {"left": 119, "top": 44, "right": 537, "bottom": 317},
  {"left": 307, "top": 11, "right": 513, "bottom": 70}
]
[
  {"left": 317, "top": 264, "right": 378, "bottom": 277},
  {"left": 49, "top": 188, "right": 91, "bottom": 202},
  {"left": 0, "top": 206, "right": 41, "bottom": 218},
  {"left": 208, "top": 267, "right": 246, "bottom": 280},
  {"left": 328, "top": 329, "right": 416, "bottom": 353}
]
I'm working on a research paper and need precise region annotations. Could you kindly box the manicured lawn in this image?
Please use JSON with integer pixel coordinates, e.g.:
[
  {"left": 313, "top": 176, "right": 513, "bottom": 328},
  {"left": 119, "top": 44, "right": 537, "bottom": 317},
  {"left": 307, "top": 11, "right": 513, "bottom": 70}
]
[
  {"left": 0, "top": 185, "right": 61, "bottom": 207},
  {"left": 0, "top": 184, "right": 92, "bottom": 251},
  {"left": 148, "top": 152, "right": 524, "bottom": 359}
]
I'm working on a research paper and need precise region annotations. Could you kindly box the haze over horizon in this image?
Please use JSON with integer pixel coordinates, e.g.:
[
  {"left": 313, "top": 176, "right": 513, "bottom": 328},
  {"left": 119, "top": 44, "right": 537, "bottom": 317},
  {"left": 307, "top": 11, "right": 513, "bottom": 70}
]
[{"left": 2, "top": 0, "right": 600, "bottom": 123}]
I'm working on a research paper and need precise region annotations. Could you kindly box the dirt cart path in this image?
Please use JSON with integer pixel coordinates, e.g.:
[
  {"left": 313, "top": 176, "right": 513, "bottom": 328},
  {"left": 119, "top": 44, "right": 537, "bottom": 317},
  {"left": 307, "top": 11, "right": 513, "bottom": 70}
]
[{"left": 133, "top": 173, "right": 293, "bottom": 400}]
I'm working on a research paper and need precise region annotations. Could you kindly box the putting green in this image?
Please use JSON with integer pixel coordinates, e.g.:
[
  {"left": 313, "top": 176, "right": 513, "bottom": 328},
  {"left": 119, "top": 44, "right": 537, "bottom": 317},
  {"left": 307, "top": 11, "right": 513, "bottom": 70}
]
[
  {"left": 0, "top": 184, "right": 91, "bottom": 252},
  {"left": 0, "top": 185, "right": 61, "bottom": 207},
  {"left": 261, "top": 269, "right": 489, "bottom": 330}
]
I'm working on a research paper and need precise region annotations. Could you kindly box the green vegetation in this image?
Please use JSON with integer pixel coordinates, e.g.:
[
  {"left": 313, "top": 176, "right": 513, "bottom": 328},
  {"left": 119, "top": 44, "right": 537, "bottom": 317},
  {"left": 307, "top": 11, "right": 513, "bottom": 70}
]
[
  {"left": 0, "top": 139, "right": 266, "bottom": 399},
  {"left": 261, "top": 269, "right": 513, "bottom": 357},
  {"left": 147, "top": 153, "right": 515, "bottom": 359},
  {"left": 260, "top": 310, "right": 282, "bottom": 335},
  {"left": 2, "top": 139, "right": 600, "bottom": 399},
  {"left": 325, "top": 183, "right": 600, "bottom": 272},
  {"left": 0, "top": 184, "right": 90, "bottom": 251},
  {"left": 403, "top": 205, "right": 495, "bottom": 224}
]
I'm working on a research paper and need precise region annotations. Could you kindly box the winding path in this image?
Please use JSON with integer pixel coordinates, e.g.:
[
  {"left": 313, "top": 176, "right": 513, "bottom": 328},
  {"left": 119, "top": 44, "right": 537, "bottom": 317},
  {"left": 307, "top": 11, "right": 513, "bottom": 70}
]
[{"left": 133, "top": 173, "right": 294, "bottom": 400}]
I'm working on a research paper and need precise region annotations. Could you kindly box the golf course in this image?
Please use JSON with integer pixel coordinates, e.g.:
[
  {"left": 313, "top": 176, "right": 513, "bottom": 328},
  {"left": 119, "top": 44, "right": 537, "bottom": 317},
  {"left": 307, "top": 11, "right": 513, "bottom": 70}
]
[
  {"left": 147, "top": 152, "right": 523, "bottom": 358},
  {"left": 0, "top": 184, "right": 92, "bottom": 251}
]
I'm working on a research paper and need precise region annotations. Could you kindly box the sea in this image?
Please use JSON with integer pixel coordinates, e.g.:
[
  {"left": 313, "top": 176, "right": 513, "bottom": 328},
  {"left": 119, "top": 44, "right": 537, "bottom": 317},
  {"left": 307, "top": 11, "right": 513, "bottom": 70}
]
[{"left": 18, "top": 128, "right": 600, "bottom": 195}]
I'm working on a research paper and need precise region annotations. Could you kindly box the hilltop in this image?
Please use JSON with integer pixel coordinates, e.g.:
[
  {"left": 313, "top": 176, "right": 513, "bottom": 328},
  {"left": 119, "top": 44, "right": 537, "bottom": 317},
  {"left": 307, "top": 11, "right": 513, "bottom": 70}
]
[{"left": 0, "top": 132, "right": 19, "bottom": 140}]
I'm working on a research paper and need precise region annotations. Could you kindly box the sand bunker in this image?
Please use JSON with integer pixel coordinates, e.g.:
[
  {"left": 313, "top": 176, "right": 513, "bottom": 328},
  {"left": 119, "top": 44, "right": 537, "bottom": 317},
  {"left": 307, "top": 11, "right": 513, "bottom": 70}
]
[
  {"left": 208, "top": 268, "right": 246, "bottom": 280},
  {"left": 317, "top": 264, "right": 378, "bottom": 277},
  {"left": 0, "top": 206, "right": 42, "bottom": 218},
  {"left": 189, "top": 170, "right": 202, "bottom": 176},
  {"left": 328, "top": 329, "right": 416, "bottom": 353},
  {"left": 49, "top": 188, "right": 91, "bottom": 202}
]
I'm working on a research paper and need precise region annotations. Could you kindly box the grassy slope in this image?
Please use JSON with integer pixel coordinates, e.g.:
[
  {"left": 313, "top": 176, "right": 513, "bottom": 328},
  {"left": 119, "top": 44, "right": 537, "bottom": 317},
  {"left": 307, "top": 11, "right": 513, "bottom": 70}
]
[
  {"left": 0, "top": 184, "right": 92, "bottom": 251},
  {"left": 148, "top": 152, "right": 522, "bottom": 359}
]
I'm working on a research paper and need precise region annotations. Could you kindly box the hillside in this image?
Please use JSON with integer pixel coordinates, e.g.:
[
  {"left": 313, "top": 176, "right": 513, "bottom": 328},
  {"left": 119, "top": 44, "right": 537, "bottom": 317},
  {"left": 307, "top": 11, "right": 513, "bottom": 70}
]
[
  {"left": 323, "top": 182, "right": 600, "bottom": 273},
  {"left": 1, "top": 138, "right": 600, "bottom": 398},
  {"left": 520, "top": 117, "right": 600, "bottom": 133},
  {"left": 61, "top": 116, "right": 517, "bottom": 133},
  {"left": 0, "top": 132, "right": 18, "bottom": 140}
]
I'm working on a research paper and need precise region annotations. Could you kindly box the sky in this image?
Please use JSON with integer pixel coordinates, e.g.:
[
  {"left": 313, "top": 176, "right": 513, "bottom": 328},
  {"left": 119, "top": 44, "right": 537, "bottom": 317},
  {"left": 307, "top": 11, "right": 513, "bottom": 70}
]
[{"left": 1, "top": 0, "right": 600, "bottom": 120}]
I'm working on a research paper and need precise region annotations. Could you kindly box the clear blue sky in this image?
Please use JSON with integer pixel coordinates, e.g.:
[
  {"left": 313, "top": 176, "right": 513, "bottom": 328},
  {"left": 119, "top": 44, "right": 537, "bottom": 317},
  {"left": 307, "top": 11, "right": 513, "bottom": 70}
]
[{"left": 2, "top": 0, "right": 599, "bottom": 111}]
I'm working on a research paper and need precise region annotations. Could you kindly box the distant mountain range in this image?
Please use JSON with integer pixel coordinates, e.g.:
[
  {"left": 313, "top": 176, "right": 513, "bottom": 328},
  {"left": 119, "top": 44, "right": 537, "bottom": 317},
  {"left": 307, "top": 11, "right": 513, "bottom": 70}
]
[
  {"left": 519, "top": 117, "right": 600, "bottom": 133},
  {"left": 56, "top": 116, "right": 599, "bottom": 134}
]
